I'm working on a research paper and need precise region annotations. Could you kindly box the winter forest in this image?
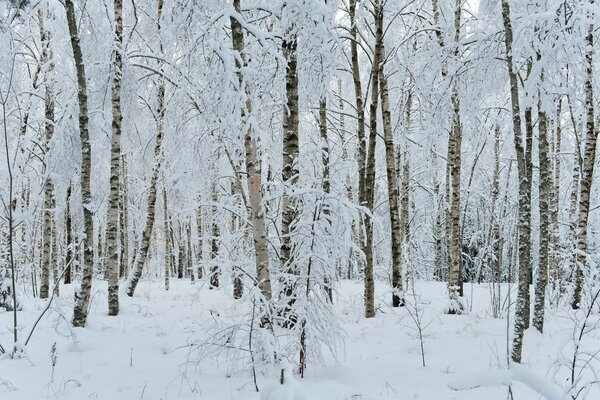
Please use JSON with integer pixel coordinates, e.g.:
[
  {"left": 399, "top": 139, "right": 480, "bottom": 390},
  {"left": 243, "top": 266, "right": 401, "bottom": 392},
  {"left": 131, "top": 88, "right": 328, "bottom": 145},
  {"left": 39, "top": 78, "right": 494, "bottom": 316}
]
[{"left": 1, "top": 0, "right": 600, "bottom": 398}]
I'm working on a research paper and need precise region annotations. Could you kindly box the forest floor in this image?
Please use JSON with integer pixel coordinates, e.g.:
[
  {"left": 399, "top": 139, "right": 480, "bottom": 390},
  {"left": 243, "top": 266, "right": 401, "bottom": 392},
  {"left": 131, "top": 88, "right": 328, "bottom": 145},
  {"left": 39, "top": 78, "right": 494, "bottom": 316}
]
[{"left": 1, "top": 278, "right": 598, "bottom": 400}]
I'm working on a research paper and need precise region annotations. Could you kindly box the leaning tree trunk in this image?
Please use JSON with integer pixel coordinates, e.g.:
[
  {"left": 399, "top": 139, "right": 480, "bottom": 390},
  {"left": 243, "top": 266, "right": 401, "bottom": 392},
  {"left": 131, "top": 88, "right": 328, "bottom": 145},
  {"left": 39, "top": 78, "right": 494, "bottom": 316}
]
[
  {"left": 125, "top": 80, "right": 164, "bottom": 296},
  {"left": 501, "top": 0, "right": 531, "bottom": 363},
  {"left": 229, "top": 0, "right": 273, "bottom": 326},
  {"left": 125, "top": 0, "right": 166, "bottom": 297},
  {"left": 379, "top": 52, "right": 403, "bottom": 307},
  {"left": 363, "top": 0, "right": 384, "bottom": 318},
  {"left": 106, "top": 0, "right": 124, "bottom": 316},
  {"left": 572, "top": 22, "right": 597, "bottom": 310},
  {"left": 65, "top": 0, "right": 96, "bottom": 327}
]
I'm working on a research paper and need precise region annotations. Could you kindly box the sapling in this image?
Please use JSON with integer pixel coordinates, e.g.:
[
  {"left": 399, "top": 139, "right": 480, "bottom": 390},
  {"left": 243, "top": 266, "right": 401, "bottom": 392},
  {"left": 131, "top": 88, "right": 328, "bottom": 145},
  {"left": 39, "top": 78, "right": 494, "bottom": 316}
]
[{"left": 50, "top": 342, "right": 57, "bottom": 384}]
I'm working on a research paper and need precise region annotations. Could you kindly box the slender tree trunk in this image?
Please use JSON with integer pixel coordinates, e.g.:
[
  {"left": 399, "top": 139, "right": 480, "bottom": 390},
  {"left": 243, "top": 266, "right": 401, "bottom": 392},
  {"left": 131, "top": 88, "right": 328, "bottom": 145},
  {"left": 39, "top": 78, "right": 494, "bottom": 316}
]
[
  {"left": 533, "top": 93, "right": 550, "bottom": 332},
  {"left": 319, "top": 98, "right": 334, "bottom": 303},
  {"left": 432, "top": 0, "right": 453, "bottom": 280},
  {"left": 379, "top": 52, "right": 403, "bottom": 307},
  {"left": 163, "top": 185, "right": 170, "bottom": 290},
  {"left": 39, "top": 6, "right": 55, "bottom": 300},
  {"left": 363, "top": 0, "right": 384, "bottom": 318},
  {"left": 64, "top": 185, "right": 73, "bottom": 284},
  {"left": 50, "top": 192, "right": 59, "bottom": 297},
  {"left": 447, "top": 0, "right": 464, "bottom": 312},
  {"left": 64, "top": 0, "right": 96, "bottom": 327},
  {"left": 501, "top": 0, "right": 531, "bottom": 363},
  {"left": 280, "top": 18, "right": 300, "bottom": 323},
  {"left": 125, "top": 0, "right": 166, "bottom": 297},
  {"left": 349, "top": 0, "right": 367, "bottom": 213},
  {"left": 187, "top": 220, "right": 194, "bottom": 283},
  {"left": 107, "top": 0, "right": 124, "bottom": 316},
  {"left": 572, "top": 22, "right": 596, "bottom": 310},
  {"left": 210, "top": 185, "right": 220, "bottom": 289},
  {"left": 349, "top": 0, "right": 367, "bottom": 286},
  {"left": 400, "top": 152, "right": 410, "bottom": 281},
  {"left": 229, "top": 0, "right": 273, "bottom": 318},
  {"left": 549, "top": 99, "right": 562, "bottom": 293},
  {"left": 195, "top": 206, "right": 204, "bottom": 279},
  {"left": 119, "top": 156, "right": 129, "bottom": 278},
  {"left": 177, "top": 223, "right": 184, "bottom": 279}
]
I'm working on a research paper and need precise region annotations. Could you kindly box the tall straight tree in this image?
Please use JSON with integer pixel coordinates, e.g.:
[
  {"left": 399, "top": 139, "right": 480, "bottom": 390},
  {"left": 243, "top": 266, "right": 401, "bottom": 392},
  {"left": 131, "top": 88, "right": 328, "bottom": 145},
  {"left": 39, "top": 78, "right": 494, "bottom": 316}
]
[
  {"left": 378, "top": 8, "right": 403, "bottom": 308},
  {"left": 280, "top": 5, "right": 300, "bottom": 319},
  {"left": 65, "top": 0, "right": 96, "bottom": 327},
  {"left": 572, "top": 16, "right": 597, "bottom": 310},
  {"left": 501, "top": 0, "right": 531, "bottom": 363},
  {"left": 447, "top": 0, "right": 464, "bottom": 312},
  {"left": 363, "top": 0, "right": 384, "bottom": 318},
  {"left": 38, "top": 4, "right": 55, "bottom": 300},
  {"left": 106, "top": 0, "right": 124, "bottom": 316}
]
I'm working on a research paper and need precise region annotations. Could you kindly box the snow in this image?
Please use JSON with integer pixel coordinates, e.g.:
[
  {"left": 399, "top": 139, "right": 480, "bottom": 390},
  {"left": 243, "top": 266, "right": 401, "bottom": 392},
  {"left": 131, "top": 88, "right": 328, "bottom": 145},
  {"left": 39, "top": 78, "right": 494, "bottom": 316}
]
[{"left": 0, "top": 279, "right": 598, "bottom": 399}]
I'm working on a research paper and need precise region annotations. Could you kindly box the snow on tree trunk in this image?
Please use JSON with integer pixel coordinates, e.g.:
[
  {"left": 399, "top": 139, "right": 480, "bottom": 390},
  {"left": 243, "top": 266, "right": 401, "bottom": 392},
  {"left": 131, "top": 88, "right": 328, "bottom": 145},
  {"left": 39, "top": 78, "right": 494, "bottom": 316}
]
[
  {"left": 65, "top": 0, "right": 96, "bottom": 327},
  {"left": 533, "top": 94, "right": 550, "bottom": 333},
  {"left": 501, "top": 0, "right": 531, "bottom": 363},
  {"left": 380, "top": 45, "right": 404, "bottom": 308},
  {"left": 229, "top": 0, "right": 273, "bottom": 320},
  {"left": 119, "top": 156, "right": 129, "bottom": 279},
  {"left": 280, "top": 16, "right": 300, "bottom": 325},
  {"left": 64, "top": 185, "right": 73, "bottom": 284},
  {"left": 363, "top": 0, "right": 384, "bottom": 318},
  {"left": 163, "top": 185, "right": 171, "bottom": 291},
  {"left": 107, "top": 0, "right": 124, "bottom": 317},
  {"left": 39, "top": 5, "right": 55, "bottom": 300},
  {"left": 572, "top": 22, "right": 596, "bottom": 310},
  {"left": 447, "top": 0, "right": 464, "bottom": 313}
]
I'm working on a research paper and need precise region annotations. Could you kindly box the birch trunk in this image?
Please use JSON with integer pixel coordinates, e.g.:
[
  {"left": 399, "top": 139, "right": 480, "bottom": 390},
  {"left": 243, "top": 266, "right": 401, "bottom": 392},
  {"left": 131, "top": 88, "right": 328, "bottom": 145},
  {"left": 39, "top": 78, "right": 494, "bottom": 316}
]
[
  {"left": 50, "top": 194, "right": 59, "bottom": 297},
  {"left": 363, "top": 0, "right": 384, "bottom": 318},
  {"left": 229, "top": 0, "right": 272, "bottom": 312},
  {"left": 107, "top": 0, "right": 124, "bottom": 316},
  {"left": 549, "top": 100, "right": 561, "bottom": 292},
  {"left": 572, "top": 23, "right": 596, "bottom": 310},
  {"left": 210, "top": 185, "right": 220, "bottom": 289},
  {"left": 163, "top": 185, "right": 170, "bottom": 290},
  {"left": 125, "top": 0, "right": 166, "bottom": 297},
  {"left": 533, "top": 94, "right": 550, "bottom": 333},
  {"left": 447, "top": 0, "right": 464, "bottom": 312},
  {"left": 319, "top": 98, "right": 333, "bottom": 303},
  {"left": 119, "top": 156, "right": 129, "bottom": 278},
  {"left": 39, "top": 5, "right": 55, "bottom": 300},
  {"left": 280, "top": 23, "right": 300, "bottom": 319},
  {"left": 195, "top": 206, "right": 204, "bottom": 279},
  {"left": 379, "top": 53, "right": 403, "bottom": 307},
  {"left": 64, "top": 0, "right": 96, "bottom": 327},
  {"left": 64, "top": 185, "right": 73, "bottom": 284},
  {"left": 501, "top": 0, "right": 531, "bottom": 363}
]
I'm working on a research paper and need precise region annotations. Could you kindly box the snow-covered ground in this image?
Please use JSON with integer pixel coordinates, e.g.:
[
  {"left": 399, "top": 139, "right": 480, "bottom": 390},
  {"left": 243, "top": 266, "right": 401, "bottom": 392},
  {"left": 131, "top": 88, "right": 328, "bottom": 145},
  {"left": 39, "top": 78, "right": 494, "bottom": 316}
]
[{"left": 1, "top": 279, "right": 598, "bottom": 399}]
